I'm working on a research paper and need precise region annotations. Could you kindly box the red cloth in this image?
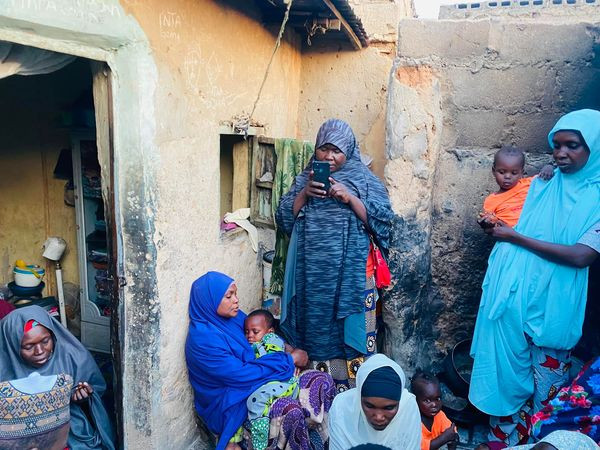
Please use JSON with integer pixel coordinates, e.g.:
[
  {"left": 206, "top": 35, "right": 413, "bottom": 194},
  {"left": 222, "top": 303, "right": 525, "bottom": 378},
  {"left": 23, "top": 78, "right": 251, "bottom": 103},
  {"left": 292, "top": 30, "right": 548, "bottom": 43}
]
[
  {"left": 366, "top": 244, "right": 375, "bottom": 278},
  {"left": 0, "top": 300, "right": 15, "bottom": 320}
]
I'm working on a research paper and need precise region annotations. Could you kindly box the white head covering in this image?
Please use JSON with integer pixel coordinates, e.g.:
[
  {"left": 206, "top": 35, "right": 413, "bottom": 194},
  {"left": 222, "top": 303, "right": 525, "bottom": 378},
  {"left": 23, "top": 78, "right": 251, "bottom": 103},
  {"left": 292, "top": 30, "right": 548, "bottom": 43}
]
[
  {"left": 328, "top": 354, "right": 422, "bottom": 450},
  {"left": 540, "top": 430, "right": 598, "bottom": 449}
]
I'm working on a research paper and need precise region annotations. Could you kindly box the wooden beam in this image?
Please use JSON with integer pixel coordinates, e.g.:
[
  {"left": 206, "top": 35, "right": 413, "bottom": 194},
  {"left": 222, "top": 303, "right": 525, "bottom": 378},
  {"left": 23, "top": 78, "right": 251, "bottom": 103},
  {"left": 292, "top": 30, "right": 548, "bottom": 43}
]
[{"left": 321, "top": 0, "right": 362, "bottom": 50}]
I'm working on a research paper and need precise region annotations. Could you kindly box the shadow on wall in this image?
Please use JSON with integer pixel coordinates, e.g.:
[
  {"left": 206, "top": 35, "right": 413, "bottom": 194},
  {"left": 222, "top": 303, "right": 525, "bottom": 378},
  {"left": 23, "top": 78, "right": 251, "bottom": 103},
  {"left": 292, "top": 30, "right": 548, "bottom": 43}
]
[{"left": 384, "top": 18, "right": 600, "bottom": 372}]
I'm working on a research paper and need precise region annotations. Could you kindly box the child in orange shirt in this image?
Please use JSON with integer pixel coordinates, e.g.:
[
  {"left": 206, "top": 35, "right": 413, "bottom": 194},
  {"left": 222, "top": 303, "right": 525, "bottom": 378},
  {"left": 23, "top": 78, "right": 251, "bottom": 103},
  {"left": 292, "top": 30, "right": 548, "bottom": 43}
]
[
  {"left": 411, "top": 371, "right": 458, "bottom": 450},
  {"left": 479, "top": 147, "right": 554, "bottom": 228}
]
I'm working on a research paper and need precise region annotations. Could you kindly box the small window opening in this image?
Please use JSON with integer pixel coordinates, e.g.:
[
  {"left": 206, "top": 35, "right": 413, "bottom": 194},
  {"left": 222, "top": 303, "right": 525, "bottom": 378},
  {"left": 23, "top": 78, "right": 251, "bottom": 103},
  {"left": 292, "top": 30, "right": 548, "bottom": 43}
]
[{"left": 219, "top": 135, "right": 250, "bottom": 218}]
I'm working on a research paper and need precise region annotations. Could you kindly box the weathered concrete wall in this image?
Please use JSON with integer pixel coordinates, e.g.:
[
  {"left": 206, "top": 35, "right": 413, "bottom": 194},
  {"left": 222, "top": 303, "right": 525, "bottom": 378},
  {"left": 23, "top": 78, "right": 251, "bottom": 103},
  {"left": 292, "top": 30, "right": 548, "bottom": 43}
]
[
  {"left": 298, "top": 0, "right": 414, "bottom": 178},
  {"left": 440, "top": 0, "right": 600, "bottom": 20},
  {"left": 120, "top": 1, "right": 302, "bottom": 448},
  {"left": 386, "top": 17, "right": 600, "bottom": 371}
]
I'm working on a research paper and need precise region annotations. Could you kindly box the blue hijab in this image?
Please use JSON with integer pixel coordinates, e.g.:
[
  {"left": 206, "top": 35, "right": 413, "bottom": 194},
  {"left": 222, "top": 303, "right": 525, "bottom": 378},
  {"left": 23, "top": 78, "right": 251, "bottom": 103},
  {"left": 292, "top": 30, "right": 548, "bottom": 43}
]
[
  {"left": 185, "top": 272, "right": 294, "bottom": 449},
  {"left": 276, "top": 119, "right": 393, "bottom": 361},
  {"left": 470, "top": 110, "right": 600, "bottom": 416}
]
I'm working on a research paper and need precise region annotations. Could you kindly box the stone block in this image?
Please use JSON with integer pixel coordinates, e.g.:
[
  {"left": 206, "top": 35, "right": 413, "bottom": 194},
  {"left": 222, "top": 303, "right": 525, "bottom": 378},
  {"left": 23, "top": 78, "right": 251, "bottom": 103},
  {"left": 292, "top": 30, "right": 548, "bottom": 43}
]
[
  {"left": 397, "top": 19, "right": 491, "bottom": 60},
  {"left": 553, "top": 66, "right": 600, "bottom": 112},
  {"left": 451, "top": 110, "right": 506, "bottom": 148},
  {"left": 446, "top": 66, "right": 557, "bottom": 112},
  {"left": 502, "top": 111, "right": 562, "bottom": 153},
  {"left": 350, "top": 0, "right": 405, "bottom": 42},
  {"left": 488, "top": 21, "right": 596, "bottom": 66}
]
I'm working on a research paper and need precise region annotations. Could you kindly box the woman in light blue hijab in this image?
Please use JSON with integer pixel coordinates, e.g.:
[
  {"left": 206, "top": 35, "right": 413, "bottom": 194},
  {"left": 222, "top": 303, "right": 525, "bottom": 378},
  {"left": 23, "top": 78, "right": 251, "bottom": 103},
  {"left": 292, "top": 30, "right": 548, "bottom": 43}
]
[{"left": 469, "top": 110, "right": 600, "bottom": 447}]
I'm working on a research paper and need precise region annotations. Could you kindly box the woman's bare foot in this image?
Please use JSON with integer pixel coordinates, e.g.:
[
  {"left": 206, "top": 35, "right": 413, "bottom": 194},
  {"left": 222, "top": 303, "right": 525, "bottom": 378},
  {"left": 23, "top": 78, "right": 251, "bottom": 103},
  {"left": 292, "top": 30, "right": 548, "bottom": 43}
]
[{"left": 224, "top": 443, "right": 241, "bottom": 450}]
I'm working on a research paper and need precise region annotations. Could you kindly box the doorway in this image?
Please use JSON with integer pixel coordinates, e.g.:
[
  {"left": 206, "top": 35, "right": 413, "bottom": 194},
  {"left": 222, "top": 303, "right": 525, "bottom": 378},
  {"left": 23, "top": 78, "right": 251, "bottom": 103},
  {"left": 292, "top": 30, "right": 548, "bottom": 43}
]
[{"left": 0, "top": 49, "right": 123, "bottom": 443}]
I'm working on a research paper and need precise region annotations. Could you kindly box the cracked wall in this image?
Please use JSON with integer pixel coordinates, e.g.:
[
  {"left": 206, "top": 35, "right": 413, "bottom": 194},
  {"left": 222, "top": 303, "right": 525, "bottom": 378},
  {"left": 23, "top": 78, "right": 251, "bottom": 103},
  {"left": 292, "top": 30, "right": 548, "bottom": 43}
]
[{"left": 386, "top": 17, "right": 600, "bottom": 371}]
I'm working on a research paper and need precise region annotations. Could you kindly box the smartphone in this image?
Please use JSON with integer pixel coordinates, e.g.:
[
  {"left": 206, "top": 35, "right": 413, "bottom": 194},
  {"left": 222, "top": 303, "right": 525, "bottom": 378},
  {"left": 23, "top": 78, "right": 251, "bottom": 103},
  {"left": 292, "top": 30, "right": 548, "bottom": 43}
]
[{"left": 312, "top": 161, "right": 331, "bottom": 192}]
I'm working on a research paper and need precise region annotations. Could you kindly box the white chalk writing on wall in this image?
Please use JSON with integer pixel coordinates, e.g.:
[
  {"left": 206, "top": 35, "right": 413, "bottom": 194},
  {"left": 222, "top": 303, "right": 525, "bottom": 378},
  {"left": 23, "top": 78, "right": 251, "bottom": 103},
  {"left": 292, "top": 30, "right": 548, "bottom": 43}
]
[
  {"left": 183, "top": 48, "right": 249, "bottom": 113},
  {"left": 6, "top": 0, "right": 122, "bottom": 24},
  {"left": 183, "top": 49, "right": 201, "bottom": 91},
  {"left": 159, "top": 11, "right": 182, "bottom": 40}
]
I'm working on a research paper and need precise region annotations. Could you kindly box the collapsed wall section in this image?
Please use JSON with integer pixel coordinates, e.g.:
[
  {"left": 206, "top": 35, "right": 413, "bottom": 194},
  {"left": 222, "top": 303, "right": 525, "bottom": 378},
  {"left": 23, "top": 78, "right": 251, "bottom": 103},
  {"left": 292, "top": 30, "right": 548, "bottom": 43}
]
[{"left": 385, "top": 17, "right": 600, "bottom": 370}]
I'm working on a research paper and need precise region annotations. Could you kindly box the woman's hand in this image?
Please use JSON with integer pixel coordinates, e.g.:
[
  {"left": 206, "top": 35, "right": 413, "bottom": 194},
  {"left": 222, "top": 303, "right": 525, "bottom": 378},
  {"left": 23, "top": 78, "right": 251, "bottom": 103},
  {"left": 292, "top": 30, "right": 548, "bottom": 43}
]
[
  {"left": 305, "top": 171, "right": 328, "bottom": 199},
  {"left": 484, "top": 221, "right": 518, "bottom": 242},
  {"left": 291, "top": 348, "right": 309, "bottom": 369},
  {"left": 328, "top": 178, "right": 353, "bottom": 204},
  {"left": 538, "top": 164, "right": 555, "bottom": 181},
  {"left": 71, "top": 382, "right": 93, "bottom": 403},
  {"left": 329, "top": 177, "right": 369, "bottom": 225}
]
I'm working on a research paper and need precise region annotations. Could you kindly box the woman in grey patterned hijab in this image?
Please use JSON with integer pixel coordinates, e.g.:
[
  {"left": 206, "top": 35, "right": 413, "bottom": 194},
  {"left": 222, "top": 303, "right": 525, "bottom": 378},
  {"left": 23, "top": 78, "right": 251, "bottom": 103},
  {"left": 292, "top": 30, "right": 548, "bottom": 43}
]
[{"left": 276, "top": 118, "right": 394, "bottom": 391}]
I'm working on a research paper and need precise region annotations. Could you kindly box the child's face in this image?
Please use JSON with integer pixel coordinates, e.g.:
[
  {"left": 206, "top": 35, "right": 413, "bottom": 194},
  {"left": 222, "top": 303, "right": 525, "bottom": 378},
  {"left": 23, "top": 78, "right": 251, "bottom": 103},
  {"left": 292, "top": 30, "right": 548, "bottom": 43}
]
[
  {"left": 415, "top": 381, "right": 442, "bottom": 418},
  {"left": 492, "top": 154, "right": 524, "bottom": 192},
  {"left": 244, "top": 315, "right": 274, "bottom": 344}
]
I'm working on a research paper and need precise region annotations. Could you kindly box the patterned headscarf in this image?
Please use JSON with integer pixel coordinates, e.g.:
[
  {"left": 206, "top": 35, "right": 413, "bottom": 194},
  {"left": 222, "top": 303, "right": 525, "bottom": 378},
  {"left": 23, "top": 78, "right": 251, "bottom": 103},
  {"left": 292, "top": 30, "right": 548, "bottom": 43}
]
[{"left": 315, "top": 118, "right": 362, "bottom": 162}]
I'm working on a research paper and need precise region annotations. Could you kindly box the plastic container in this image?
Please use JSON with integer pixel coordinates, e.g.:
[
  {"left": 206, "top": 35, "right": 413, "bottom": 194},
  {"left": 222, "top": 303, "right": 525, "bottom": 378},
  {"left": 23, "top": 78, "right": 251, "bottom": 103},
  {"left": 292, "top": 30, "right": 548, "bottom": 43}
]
[
  {"left": 42, "top": 237, "right": 67, "bottom": 261},
  {"left": 14, "top": 265, "right": 45, "bottom": 288}
]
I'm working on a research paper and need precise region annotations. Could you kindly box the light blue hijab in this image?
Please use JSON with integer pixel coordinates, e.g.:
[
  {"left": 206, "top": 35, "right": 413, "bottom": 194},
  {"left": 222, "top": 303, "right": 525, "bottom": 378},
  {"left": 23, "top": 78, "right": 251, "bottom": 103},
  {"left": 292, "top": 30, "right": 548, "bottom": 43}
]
[{"left": 469, "top": 109, "right": 600, "bottom": 416}]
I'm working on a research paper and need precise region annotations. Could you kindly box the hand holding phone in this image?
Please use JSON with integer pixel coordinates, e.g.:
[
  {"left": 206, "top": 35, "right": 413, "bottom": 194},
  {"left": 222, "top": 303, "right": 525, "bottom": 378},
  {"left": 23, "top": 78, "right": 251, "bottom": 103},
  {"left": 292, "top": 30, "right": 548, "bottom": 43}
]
[
  {"left": 312, "top": 161, "right": 331, "bottom": 192},
  {"left": 304, "top": 161, "right": 330, "bottom": 198}
]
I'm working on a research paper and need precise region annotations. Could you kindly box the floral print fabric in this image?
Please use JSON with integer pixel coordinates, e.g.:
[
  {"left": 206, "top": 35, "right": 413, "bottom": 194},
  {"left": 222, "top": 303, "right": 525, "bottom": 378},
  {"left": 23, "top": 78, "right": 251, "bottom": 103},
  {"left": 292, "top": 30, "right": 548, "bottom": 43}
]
[{"left": 530, "top": 357, "right": 600, "bottom": 444}]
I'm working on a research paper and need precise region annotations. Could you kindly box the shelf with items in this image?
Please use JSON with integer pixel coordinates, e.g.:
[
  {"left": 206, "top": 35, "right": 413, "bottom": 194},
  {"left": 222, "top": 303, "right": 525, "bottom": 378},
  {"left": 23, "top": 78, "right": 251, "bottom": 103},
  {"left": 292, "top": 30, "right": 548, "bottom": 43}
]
[{"left": 72, "top": 133, "right": 111, "bottom": 353}]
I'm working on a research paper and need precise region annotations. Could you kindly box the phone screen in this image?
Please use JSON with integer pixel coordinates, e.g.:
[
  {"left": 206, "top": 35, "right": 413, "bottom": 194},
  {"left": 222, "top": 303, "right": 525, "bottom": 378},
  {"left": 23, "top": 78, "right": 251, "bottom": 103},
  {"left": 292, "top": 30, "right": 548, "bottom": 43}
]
[{"left": 312, "top": 161, "right": 331, "bottom": 192}]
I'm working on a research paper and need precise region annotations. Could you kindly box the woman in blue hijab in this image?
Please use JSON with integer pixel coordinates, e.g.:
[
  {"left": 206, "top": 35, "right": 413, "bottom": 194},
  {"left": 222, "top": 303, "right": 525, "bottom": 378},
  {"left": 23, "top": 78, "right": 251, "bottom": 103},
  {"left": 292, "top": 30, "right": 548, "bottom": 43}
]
[
  {"left": 276, "top": 119, "right": 394, "bottom": 392},
  {"left": 469, "top": 110, "right": 600, "bottom": 447},
  {"left": 185, "top": 271, "right": 335, "bottom": 450}
]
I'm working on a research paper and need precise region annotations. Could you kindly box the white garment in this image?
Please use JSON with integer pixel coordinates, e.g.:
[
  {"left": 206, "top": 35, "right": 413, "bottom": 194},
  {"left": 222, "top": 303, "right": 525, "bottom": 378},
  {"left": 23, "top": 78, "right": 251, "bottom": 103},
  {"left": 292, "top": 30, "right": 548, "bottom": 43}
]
[
  {"left": 509, "top": 430, "right": 599, "bottom": 449},
  {"left": 328, "top": 354, "right": 422, "bottom": 450},
  {"left": 8, "top": 372, "right": 57, "bottom": 394},
  {"left": 0, "top": 42, "right": 74, "bottom": 79},
  {"left": 224, "top": 208, "right": 259, "bottom": 252}
]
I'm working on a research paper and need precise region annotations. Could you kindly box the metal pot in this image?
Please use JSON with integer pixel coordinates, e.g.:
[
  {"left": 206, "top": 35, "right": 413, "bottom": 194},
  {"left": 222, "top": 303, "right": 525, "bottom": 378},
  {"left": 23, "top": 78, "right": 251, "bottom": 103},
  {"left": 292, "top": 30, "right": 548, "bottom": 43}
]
[{"left": 442, "top": 338, "right": 473, "bottom": 399}]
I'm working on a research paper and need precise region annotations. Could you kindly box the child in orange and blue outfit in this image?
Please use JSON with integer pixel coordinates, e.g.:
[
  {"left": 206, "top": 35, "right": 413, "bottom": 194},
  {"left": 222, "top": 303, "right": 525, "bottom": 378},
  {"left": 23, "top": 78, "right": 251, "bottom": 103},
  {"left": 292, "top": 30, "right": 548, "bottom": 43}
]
[{"left": 411, "top": 371, "right": 458, "bottom": 450}]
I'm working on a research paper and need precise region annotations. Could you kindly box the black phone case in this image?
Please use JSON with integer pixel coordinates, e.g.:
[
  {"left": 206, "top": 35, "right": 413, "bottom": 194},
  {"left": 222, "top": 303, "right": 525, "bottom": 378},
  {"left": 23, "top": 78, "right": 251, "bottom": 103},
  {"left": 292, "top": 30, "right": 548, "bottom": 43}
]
[{"left": 312, "top": 161, "right": 330, "bottom": 192}]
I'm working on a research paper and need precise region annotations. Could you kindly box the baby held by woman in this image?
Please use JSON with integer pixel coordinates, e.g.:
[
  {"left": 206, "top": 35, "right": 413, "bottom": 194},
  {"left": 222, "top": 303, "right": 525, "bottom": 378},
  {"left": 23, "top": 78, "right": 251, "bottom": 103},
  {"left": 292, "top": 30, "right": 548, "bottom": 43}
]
[
  {"left": 479, "top": 146, "right": 554, "bottom": 228},
  {"left": 244, "top": 310, "right": 299, "bottom": 450}
]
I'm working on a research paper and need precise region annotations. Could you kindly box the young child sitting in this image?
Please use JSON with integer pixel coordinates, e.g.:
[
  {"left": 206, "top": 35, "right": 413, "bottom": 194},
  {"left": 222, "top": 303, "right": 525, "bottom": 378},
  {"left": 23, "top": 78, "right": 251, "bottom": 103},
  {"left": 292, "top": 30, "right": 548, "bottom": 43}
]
[
  {"left": 411, "top": 371, "right": 458, "bottom": 450},
  {"left": 244, "top": 309, "right": 299, "bottom": 450},
  {"left": 479, "top": 146, "right": 554, "bottom": 228}
]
